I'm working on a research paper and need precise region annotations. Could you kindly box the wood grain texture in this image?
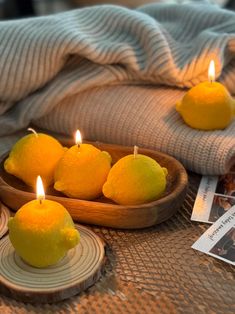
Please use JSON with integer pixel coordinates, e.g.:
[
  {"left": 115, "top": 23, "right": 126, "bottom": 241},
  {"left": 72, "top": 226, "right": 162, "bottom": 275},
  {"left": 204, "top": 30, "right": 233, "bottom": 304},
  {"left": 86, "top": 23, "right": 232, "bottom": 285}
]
[
  {"left": 0, "top": 141, "right": 188, "bottom": 229},
  {"left": 0, "top": 225, "right": 105, "bottom": 303},
  {"left": 0, "top": 202, "right": 10, "bottom": 239}
]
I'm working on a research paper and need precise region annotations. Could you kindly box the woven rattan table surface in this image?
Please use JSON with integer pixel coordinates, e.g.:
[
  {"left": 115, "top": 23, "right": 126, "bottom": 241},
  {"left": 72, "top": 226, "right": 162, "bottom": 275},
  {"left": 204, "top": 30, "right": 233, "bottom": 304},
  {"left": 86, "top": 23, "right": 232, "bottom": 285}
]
[{"left": 0, "top": 173, "right": 234, "bottom": 314}]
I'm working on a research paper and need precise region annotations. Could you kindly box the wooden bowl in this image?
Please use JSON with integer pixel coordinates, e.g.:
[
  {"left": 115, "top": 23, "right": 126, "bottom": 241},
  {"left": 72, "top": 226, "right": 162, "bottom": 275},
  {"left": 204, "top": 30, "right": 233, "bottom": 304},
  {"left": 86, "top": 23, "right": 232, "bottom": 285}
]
[{"left": 0, "top": 141, "right": 188, "bottom": 229}]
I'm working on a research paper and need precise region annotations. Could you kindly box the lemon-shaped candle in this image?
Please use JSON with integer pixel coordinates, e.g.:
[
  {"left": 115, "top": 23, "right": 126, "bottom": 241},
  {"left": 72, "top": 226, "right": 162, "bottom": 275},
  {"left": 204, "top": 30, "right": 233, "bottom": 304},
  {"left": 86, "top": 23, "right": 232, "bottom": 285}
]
[
  {"left": 102, "top": 146, "right": 168, "bottom": 205},
  {"left": 176, "top": 61, "right": 235, "bottom": 130},
  {"left": 8, "top": 176, "right": 80, "bottom": 268},
  {"left": 4, "top": 129, "right": 66, "bottom": 188},
  {"left": 54, "top": 130, "right": 112, "bottom": 200}
]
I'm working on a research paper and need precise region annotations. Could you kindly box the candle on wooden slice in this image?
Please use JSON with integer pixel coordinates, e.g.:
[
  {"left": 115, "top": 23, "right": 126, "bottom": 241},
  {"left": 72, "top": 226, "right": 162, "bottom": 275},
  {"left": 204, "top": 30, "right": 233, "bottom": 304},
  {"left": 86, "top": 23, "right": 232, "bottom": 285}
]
[
  {"left": 176, "top": 60, "right": 235, "bottom": 130},
  {"left": 0, "top": 224, "right": 105, "bottom": 303},
  {"left": 8, "top": 176, "right": 80, "bottom": 268}
]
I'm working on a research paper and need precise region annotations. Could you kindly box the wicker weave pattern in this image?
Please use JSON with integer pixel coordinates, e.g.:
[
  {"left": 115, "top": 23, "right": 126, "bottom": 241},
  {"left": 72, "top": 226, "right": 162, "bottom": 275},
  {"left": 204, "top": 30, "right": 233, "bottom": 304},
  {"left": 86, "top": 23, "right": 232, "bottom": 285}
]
[{"left": 0, "top": 173, "right": 235, "bottom": 313}]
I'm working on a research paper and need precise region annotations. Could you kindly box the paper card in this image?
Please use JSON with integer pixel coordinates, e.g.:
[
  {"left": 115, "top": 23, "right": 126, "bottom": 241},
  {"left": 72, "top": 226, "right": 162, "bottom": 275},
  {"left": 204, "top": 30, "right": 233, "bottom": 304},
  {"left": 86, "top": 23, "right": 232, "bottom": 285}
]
[
  {"left": 192, "top": 205, "right": 235, "bottom": 266},
  {"left": 191, "top": 172, "right": 235, "bottom": 223}
]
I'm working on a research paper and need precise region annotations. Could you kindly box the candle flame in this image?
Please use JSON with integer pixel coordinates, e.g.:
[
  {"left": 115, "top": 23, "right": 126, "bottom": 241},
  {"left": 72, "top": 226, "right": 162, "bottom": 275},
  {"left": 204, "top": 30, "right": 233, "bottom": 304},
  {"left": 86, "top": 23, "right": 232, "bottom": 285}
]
[
  {"left": 36, "top": 176, "right": 45, "bottom": 203},
  {"left": 208, "top": 60, "right": 215, "bottom": 83},
  {"left": 75, "top": 130, "right": 82, "bottom": 145}
]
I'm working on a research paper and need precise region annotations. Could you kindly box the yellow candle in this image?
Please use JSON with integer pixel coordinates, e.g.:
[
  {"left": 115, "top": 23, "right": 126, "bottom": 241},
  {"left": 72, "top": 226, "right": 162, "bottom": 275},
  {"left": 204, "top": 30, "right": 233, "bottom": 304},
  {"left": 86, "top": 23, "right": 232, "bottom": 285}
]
[
  {"left": 102, "top": 145, "right": 168, "bottom": 205},
  {"left": 54, "top": 130, "right": 112, "bottom": 200},
  {"left": 4, "top": 128, "right": 65, "bottom": 188},
  {"left": 176, "top": 60, "right": 235, "bottom": 130},
  {"left": 8, "top": 176, "right": 79, "bottom": 268}
]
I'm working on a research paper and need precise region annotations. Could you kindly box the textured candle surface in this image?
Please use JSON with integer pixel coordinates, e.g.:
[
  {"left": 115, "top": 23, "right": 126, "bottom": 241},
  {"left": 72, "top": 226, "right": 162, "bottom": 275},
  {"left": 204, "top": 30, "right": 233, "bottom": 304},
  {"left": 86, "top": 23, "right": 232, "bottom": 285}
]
[
  {"left": 176, "top": 81, "right": 235, "bottom": 130},
  {"left": 8, "top": 199, "right": 80, "bottom": 268},
  {"left": 54, "top": 144, "right": 112, "bottom": 199},
  {"left": 4, "top": 133, "right": 65, "bottom": 187}
]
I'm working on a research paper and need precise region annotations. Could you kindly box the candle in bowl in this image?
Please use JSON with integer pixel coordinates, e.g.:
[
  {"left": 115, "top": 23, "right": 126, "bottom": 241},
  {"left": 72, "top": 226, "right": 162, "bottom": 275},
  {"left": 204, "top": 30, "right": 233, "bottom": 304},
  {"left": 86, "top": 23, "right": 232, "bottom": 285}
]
[
  {"left": 8, "top": 176, "right": 80, "bottom": 268},
  {"left": 54, "top": 130, "right": 112, "bottom": 200},
  {"left": 102, "top": 145, "right": 168, "bottom": 205},
  {"left": 4, "top": 128, "right": 66, "bottom": 188},
  {"left": 176, "top": 60, "right": 235, "bottom": 130}
]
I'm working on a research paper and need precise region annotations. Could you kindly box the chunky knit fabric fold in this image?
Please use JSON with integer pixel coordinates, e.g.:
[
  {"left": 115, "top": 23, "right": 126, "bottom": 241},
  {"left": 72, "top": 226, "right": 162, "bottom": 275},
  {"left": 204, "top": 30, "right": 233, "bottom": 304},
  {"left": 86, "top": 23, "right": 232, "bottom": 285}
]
[
  {"left": 34, "top": 85, "right": 235, "bottom": 175},
  {"left": 0, "top": 3, "right": 234, "bottom": 174}
]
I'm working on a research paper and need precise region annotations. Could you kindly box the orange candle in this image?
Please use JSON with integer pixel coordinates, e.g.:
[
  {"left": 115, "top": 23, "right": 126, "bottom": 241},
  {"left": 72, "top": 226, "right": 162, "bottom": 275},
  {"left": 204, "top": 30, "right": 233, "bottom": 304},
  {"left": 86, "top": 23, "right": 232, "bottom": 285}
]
[
  {"left": 8, "top": 176, "right": 79, "bottom": 268},
  {"left": 176, "top": 60, "right": 235, "bottom": 130}
]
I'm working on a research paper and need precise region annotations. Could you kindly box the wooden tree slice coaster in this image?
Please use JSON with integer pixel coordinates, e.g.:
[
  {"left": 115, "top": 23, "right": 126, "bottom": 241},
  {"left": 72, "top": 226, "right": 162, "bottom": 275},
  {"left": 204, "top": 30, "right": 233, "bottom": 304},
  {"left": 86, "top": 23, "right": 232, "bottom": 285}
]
[
  {"left": 0, "top": 203, "right": 10, "bottom": 239},
  {"left": 0, "top": 225, "right": 105, "bottom": 303}
]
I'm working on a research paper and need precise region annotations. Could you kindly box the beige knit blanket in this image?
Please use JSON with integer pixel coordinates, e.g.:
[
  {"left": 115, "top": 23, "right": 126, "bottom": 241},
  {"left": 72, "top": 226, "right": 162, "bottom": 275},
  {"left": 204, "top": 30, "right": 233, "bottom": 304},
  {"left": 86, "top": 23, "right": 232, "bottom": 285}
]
[{"left": 0, "top": 3, "right": 235, "bottom": 175}]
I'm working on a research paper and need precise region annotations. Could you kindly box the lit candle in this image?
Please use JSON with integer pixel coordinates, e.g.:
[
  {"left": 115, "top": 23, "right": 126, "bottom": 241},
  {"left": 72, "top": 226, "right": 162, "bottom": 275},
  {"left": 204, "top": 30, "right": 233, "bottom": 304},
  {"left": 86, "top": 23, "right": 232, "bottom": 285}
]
[
  {"left": 8, "top": 176, "right": 80, "bottom": 268},
  {"left": 176, "top": 60, "right": 235, "bottom": 130},
  {"left": 54, "top": 129, "right": 112, "bottom": 200}
]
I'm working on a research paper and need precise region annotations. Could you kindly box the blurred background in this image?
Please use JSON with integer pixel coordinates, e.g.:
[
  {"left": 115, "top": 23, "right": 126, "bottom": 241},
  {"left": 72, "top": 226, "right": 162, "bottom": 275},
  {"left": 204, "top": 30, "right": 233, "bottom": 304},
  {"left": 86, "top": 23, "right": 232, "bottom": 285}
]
[{"left": 0, "top": 0, "right": 234, "bottom": 19}]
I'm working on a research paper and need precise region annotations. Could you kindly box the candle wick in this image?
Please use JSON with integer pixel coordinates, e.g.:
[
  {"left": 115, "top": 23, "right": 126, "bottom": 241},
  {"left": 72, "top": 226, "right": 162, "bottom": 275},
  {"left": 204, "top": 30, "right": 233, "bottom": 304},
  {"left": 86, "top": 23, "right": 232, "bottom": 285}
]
[
  {"left": 38, "top": 196, "right": 45, "bottom": 204},
  {"left": 134, "top": 145, "right": 138, "bottom": 158},
  {"left": 77, "top": 143, "right": 80, "bottom": 148},
  {"left": 27, "top": 128, "right": 38, "bottom": 138}
]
